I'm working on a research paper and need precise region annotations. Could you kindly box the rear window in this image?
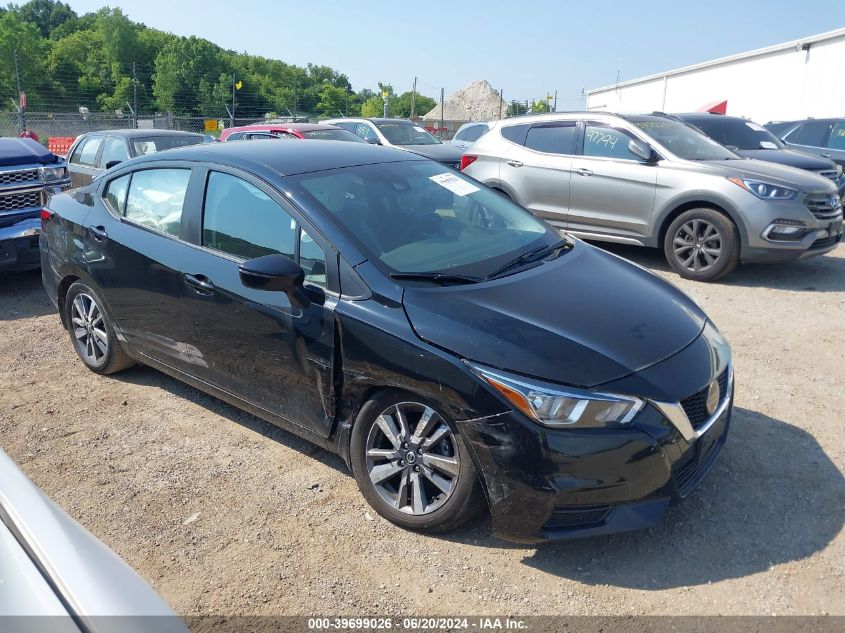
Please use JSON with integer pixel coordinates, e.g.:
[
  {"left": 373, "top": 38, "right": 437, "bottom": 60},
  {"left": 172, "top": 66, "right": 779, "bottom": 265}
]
[{"left": 132, "top": 136, "right": 203, "bottom": 156}]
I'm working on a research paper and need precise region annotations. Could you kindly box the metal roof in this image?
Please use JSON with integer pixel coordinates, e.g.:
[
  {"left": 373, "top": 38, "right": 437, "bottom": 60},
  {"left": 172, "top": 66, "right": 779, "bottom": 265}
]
[{"left": 586, "top": 27, "right": 845, "bottom": 95}]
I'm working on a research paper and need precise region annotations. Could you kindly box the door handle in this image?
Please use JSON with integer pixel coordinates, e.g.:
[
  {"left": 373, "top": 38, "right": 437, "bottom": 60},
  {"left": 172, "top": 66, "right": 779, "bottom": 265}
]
[
  {"left": 89, "top": 225, "right": 108, "bottom": 241},
  {"left": 575, "top": 168, "right": 593, "bottom": 177},
  {"left": 184, "top": 273, "right": 215, "bottom": 295},
  {"left": 506, "top": 160, "right": 523, "bottom": 168}
]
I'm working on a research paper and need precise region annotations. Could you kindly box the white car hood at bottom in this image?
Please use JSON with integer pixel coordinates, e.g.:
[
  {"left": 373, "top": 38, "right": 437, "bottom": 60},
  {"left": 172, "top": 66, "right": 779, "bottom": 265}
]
[{"left": 0, "top": 448, "right": 185, "bottom": 632}]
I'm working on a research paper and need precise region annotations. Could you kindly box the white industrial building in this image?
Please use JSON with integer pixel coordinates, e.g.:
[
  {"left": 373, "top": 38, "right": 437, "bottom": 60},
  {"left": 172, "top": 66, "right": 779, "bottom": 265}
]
[{"left": 585, "top": 27, "right": 845, "bottom": 124}]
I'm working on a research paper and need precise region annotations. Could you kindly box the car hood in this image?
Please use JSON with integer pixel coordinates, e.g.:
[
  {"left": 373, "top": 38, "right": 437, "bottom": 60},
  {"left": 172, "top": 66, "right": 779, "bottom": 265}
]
[
  {"left": 402, "top": 242, "right": 707, "bottom": 388},
  {"left": 394, "top": 143, "right": 464, "bottom": 163},
  {"left": 736, "top": 148, "right": 836, "bottom": 171},
  {"left": 0, "top": 138, "right": 59, "bottom": 166},
  {"left": 701, "top": 157, "right": 837, "bottom": 194}
]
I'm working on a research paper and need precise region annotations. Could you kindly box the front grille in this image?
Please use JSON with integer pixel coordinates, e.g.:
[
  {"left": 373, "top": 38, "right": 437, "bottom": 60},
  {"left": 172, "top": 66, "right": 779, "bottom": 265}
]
[
  {"left": 544, "top": 504, "right": 611, "bottom": 530},
  {"left": 0, "top": 190, "right": 40, "bottom": 212},
  {"left": 672, "top": 423, "right": 727, "bottom": 497},
  {"left": 0, "top": 169, "right": 40, "bottom": 186},
  {"left": 679, "top": 369, "right": 729, "bottom": 431},
  {"left": 810, "top": 234, "right": 842, "bottom": 250},
  {"left": 804, "top": 192, "right": 843, "bottom": 220},
  {"left": 816, "top": 169, "right": 839, "bottom": 183}
]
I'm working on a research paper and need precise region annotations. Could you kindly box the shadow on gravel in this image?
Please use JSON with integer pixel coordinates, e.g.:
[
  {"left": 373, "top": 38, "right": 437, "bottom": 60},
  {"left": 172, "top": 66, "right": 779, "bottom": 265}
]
[
  {"left": 516, "top": 407, "right": 845, "bottom": 588},
  {"left": 596, "top": 242, "right": 845, "bottom": 293},
  {"left": 114, "top": 364, "right": 348, "bottom": 474},
  {"left": 0, "top": 269, "right": 53, "bottom": 320}
]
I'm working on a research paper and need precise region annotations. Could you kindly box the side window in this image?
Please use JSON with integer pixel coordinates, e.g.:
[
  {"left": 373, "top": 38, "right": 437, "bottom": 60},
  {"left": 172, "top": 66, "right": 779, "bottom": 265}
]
[
  {"left": 826, "top": 122, "right": 845, "bottom": 150},
  {"left": 103, "top": 174, "right": 130, "bottom": 214},
  {"left": 465, "top": 125, "right": 487, "bottom": 143},
  {"left": 125, "top": 169, "right": 190, "bottom": 237},
  {"left": 525, "top": 124, "right": 577, "bottom": 155},
  {"left": 583, "top": 125, "right": 640, "bottom": 160},
  {"left": 227, "top": 132, "right": 243, "bottom": 141},
  {"left": 788, "top": 121, "right": 832, "bottom": 147},
  {"left": 76, "top": 136, "right": 103, "bottom": 166},
  {"left": 203, "top": 171, "right": 296, "bottom": 261},
  {"left": 99, "top": 137, "right": 129, "bottom": 168},
  {"left": 355, "top": 124, "right": 377, "bottom": 142},
  {"left": 500, "top": 124, "right": 531, "bottom": 146}
]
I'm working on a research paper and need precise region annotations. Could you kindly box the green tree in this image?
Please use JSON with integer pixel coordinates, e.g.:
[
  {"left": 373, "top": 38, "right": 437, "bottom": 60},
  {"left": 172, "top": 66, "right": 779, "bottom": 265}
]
[
  {"left": 507, "top": 100, "right": 528, "bottom": 116},
  {"left": 0, "top": 12, "right": 49, "bottom": 110},
  {"left": 390, "top": 91, "right": 436, "bottom": 118},
  {"left": 360, "top": 95, "right": 384, "bottom": 118},
  {"left": 14, "top": 0, "right": 76, "bottom": 38},
  {"left": 153, "top": 36, "right": 230, "bottom": 115},
  {"left": 317, "top": 84, "right": 348, "bottom": 117},
  {"left": 531, "top": 99, "right": 551, "bottom": 113}
]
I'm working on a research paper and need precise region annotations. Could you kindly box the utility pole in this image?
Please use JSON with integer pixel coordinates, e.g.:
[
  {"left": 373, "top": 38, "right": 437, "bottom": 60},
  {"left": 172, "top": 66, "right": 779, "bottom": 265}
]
[
  {"left": 439, "top": 87, "right": 444, "bottom": 140},
  {"left": 553, "top": 90, "right": 558, "bottom": 112},
  {"left": 499, "top": 88, "right": 503, "bottom": 119},
  {"left": 132, "top": 61, "right": 138, "bottom": 128},
  {"left": 383, "top": 91, "right": 389, "bottom": 117},
  {"left": 410, "top": 77, "right": 417, "bottom": 119},
  {"left": 231, "top": 73, "right": 236, "bottom": 127},
  {"left": 345, "top": 85, "right": 349, "bottom": 117},
  {"left": 13, "top": 49, "right": 24, "bottom": 133}
]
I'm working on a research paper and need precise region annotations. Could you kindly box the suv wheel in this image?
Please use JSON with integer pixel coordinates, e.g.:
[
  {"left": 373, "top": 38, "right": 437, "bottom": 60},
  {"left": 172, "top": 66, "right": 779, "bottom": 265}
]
[
  {"left": 664, "top": 208, "right": 740, "bottom": 281},
  {"left": 65, "top": 282, "right": 134, "bottom": 374},
  {"left": 350, "top": 392, "right": 484, "bottom": 533}
]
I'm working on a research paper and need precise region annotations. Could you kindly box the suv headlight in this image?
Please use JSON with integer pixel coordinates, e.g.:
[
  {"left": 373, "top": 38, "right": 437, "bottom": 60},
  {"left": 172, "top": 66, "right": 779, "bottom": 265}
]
[
  {"left": 728, "top": 177, "right": 798, "bottom": 200},
  {"left": 40, "top": 166, "right": 68, "bottom": 182},
  {"left": 466, "top": 362, "right": 643, "bottom": 428}
]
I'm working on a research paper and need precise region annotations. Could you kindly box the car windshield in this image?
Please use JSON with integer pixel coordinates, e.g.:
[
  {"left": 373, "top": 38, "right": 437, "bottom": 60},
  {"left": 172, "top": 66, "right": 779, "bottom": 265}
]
[
  {"left": 376, "top": 121, "right": 442, "bottom": 146},
  {"left": 132, "top": 136, "right": 203, "bottom": 155},
  {"left": 632, "top": 119, "right": 739, "bottom": 160},
  {"left": 290, "top": 161, "right": 553, "bottom": 277},
  {"left": 688, "top": 118, "right": 784, "bottom": 150},
  {"left": 302, "top": 129, "right": 366, "bottom": 142}
]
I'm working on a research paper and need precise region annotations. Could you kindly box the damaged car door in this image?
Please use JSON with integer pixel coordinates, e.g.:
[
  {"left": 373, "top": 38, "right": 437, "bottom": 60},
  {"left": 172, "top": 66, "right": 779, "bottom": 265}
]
[{"left": 179, "top": 168, "right": 336, "bottom": 437}]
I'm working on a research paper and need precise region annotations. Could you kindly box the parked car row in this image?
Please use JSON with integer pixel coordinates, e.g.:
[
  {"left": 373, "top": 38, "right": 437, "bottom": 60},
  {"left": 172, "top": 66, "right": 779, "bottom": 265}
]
[
  {"left": 460, "top": 112, "right": 842, "bottom": 281},
  {"left": 765, "top": 118, "right": 845, "bottom": 181}
]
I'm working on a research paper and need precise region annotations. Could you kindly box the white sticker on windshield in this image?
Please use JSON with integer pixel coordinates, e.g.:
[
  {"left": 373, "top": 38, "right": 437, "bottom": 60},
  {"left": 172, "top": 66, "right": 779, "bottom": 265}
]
[
  {"left": 746, "top": 122, "right": 767, "bottom": 132},
  {"left": 429, "top": 173, "right": 479, "bottom": 196}
]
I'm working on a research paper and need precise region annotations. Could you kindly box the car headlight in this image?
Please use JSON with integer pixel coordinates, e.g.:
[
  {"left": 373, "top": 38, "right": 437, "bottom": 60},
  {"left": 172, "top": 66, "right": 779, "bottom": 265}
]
[
  {"left": 728, "top": 177, "right": 798, "bottom": 200},
  {"left": 465, "top": 362, "right": 643, "bottom": 428},
  {"left": 40, "top": 166, "right": 68, "bottom": 182}
]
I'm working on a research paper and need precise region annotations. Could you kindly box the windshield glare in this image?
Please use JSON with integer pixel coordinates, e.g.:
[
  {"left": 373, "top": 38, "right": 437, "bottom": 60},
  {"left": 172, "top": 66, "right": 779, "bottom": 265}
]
[
  {"left": 633, "top": 119, "right": 738, "bottom": 160},
  {"left": 303, "top": 129, "right": 366, "bottom": 142},
  {"left": 376, "top": 121, "right": 442, "bottom": 145},
  {"left": 690, "top": 118, "right": 784, "bottom": 150},
  {"left": 132, "top": 136, "right": 202, "bottom": 155},
  {"left": 292, "top": 161, "right": 552, "bottom": 276}
]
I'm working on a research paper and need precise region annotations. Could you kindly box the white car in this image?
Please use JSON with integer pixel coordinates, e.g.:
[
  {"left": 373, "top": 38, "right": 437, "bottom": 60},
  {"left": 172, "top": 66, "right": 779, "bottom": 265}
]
[{"left": 451, "top": 121, "right": 490, "bottom": 152}]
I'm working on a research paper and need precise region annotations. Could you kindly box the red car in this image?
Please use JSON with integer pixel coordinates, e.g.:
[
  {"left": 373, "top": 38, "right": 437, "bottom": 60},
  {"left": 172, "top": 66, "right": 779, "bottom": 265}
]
[{"left": 220, "top": 122, "right": 366, "bottom": 143}]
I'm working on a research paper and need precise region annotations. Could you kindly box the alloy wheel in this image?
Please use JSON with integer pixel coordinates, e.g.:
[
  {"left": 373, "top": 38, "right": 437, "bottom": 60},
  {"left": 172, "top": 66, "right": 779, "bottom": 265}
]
[
  {"left": 71, "top": 292, "right": 108, "bottom": 365},
  {"left": 672, "top": 219, "right": 723, "bottom": 273},
  {"left": 365, "top": 402, "right": 460, "bottom": 515}
]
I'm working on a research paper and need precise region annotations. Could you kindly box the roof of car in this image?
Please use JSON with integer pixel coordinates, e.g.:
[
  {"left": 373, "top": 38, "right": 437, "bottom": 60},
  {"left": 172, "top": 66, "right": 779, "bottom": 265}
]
[
  {"left": 225, "top": 122, "right": 344, "bottom": 133},
  {"left": 123, "top": 138, "right": 426, "bottom": 176},
  {"left": 673, "top": 113, "right": 745, "bottom": 122},
  {"left": 326, "top": 117, "right": 414, "bottom": 124},
  {"left": 81, "top": 129, "right": 204, "bottom": 139}
]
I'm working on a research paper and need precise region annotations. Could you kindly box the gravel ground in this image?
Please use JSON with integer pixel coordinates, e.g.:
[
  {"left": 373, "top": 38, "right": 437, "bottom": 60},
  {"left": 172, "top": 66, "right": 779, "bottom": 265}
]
[{"left": 1, "top": 245, "right": 843, "bottom": 617}]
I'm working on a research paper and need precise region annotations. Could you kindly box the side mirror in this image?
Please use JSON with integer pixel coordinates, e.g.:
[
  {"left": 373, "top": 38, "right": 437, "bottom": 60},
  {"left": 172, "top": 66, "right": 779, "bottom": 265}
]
[
  {"left": 105, "top": 160, "right": 122, "bottom": 169},
  {"left": 364, "top": 137, "right": 380, "bottom": 145},
  {"left": 629, "top": 139, "right": 656, "bottom": 163},
  {"left": 238, "top": 253, "right": 304, "bottom": 293}
]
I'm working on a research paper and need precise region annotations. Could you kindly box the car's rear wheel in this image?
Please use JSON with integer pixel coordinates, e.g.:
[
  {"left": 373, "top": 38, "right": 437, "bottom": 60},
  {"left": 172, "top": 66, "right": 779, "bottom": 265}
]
[
  {"left": 65, "top": 282, "right": 134, "bottom": 374},
  {"left": 350, "top": 392, "right": 484, "bottom": 533},
  {"left": 664, "top": 208, "right": 740, "bottom": 281}
]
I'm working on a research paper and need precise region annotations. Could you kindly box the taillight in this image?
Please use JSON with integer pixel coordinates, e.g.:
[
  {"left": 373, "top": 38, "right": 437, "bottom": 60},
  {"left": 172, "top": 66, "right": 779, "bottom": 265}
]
[
  {"left": 40, "top": 208, "right": 53, "bottom": 228},
  {"left": 460, "top": 154, "right": 478, "bottom": 171}
]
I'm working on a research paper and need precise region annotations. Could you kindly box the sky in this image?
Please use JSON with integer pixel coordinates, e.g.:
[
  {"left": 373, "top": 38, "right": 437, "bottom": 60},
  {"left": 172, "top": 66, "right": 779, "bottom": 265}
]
[{"left": 63, "top": 0, "right": 844, "bottom": 107}]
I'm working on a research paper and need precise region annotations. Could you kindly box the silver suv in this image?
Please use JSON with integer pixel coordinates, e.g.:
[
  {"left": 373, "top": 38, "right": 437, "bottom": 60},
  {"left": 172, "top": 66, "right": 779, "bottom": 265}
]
[{"left": 462, "top": 113, "right": 843, "bottom": 281}]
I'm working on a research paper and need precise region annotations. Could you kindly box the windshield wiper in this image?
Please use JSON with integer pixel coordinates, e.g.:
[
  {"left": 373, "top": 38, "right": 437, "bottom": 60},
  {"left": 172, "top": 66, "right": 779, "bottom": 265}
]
[
  {"left": 485, "top": 238, "right": 572, "bottom": 280},
  {"left": 389, "top": 272, "right": 483, "bottom": 285}
]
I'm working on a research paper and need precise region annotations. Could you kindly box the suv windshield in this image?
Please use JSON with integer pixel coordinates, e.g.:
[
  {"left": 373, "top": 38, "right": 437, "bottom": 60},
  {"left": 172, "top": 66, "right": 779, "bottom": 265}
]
[
  {"left": 631, "top": 118, "right": 738, "bottom": 161},
  {"left": 291, "top": 161, "right": 552, "bottom": 277},
  {"left": 376, "top": 121, "right": 442, "bottom": 146},
  {"left": 687, "top": 117, "right": 784, "bottom": 150}
]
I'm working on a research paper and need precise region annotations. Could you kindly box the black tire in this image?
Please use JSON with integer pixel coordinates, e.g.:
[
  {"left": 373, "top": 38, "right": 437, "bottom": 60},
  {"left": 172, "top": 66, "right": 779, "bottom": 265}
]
[
  {"left": 663, "top": 208, "right": 740, "bottom": 282},
  {"left": 64, "top": 281, "right": 134, "bottom": 375},
  {"left": 349, "top": 391, "right": 485, "bottom": 534}
]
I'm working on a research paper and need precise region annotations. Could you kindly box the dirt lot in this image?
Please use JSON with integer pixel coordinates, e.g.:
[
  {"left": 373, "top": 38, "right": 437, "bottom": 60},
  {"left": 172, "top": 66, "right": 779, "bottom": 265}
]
[{"left": 1, "top": 245, "right": 843, "bottom": 617}]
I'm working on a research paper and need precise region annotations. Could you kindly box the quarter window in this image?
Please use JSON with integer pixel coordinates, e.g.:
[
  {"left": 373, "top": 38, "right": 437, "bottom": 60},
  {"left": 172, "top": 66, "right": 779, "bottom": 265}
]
[
  {"left": 203, "top": 172, "right": 326, "bottom": 284},
  {"left": 104, "top": 174, "right": 130, "bottom": 214},
  {"left": 500, "top": 124, "right": 531, "bottom": 146},
  {"left": 73, "top": 136, "right": 103, "bottom": 166},
  {"left": 124, "top": 169, "right": 190, "bottom": 237},
  {"left": 583, "top": 125, "right": 640, "bottom": 160},
  {"left": 524, "top": 124, "right": 577, "bottom": 154}
]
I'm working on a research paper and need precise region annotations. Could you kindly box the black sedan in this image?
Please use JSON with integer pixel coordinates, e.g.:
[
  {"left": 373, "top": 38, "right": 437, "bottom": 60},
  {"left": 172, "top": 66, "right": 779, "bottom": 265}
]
[{"left": 40, "top": 141, "right": 733, "bottom": 543}]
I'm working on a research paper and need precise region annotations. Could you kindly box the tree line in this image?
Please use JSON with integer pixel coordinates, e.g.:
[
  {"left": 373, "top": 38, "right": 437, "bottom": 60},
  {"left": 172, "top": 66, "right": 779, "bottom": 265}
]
[{"left": 0, "top": 0, "right": 438, "bottom": 118}]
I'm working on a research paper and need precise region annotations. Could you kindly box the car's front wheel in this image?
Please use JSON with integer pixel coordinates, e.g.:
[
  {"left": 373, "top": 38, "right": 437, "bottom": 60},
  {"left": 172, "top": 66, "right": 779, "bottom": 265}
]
[
  {"left": 664, "top": 208, "right": 740, "bottom": 281},
  {"left": 350, "top": 392, "right": 484, "bottom": 533},
  {"left": 64, "top": 281, "right": 134, "bottom": 374}
]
